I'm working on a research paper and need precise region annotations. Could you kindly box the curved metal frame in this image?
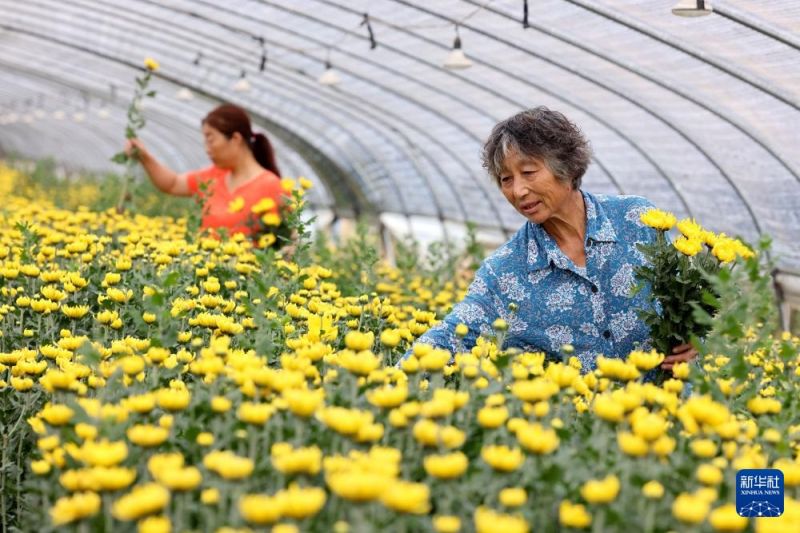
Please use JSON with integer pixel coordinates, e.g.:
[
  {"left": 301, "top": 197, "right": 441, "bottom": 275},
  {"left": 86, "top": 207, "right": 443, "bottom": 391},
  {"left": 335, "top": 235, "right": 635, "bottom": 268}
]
[
  {"left": 43, "top": 0, "right": 465, "bottom": 225},
  {"left": 386, "top": 0, "right": 765, "bottom": 235},
  {"left": 61, "top": 0, "right": 480, "bottom": 226},
  {"left": 1, "top": 0, "right": 799, "bottom": 268},
  {"left": 0, "top": 21, "right": 369, "bottom": 214},
  {"left": 549, "top": 0, "right": 800, "bottom": 188},
  {"left": 153, "top": 0, "right": 486, "bottom": 225},
  {"left": 714, "top": 5, "right": 800, "bottom": 52},
  {"left": 313, "top": 0, "right": 696, "bottom": 213},
  {"left": 565, "top": 0, "right": 800, "bottom": 112}
]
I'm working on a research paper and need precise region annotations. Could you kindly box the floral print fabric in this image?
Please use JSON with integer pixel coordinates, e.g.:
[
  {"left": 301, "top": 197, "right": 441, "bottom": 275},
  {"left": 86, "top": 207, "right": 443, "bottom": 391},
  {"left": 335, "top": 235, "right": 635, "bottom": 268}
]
[{"left": 415, "top": 191, "right": 659, "bottom": 372}]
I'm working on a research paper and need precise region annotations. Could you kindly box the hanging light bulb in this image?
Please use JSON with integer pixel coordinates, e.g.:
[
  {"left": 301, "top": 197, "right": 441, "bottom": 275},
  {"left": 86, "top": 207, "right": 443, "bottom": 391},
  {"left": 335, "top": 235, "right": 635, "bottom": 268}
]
[
  {"left": 96, "top": 107, "right": 111, "bottom": 119},
  {"left": 233, "top": 70, "right": 251, "bottom": 93},
  {"left": 672, "top": 0, "right": 713, "bottom": 17},
  {"left": 33, "top": 109, "right": 46, "bottom": 120},
  {"left": 52, "top": 110, "right": 66, "bottom": 120},
  {"left": 176, "top": 87, "right": 194, "bottom": 101},
  {"left": 443, "top": 27, "right": 473, "bottom": 70},
  {"left": 317, "top": 60, "right": 341, "bottom": 86},
  {"left": 72, "top": 111, "right": 86, "bottom": 123}
]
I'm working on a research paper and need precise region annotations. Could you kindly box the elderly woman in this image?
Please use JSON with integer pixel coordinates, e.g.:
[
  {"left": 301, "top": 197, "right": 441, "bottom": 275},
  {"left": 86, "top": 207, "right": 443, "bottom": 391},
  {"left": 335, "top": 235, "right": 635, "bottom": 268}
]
[{"left": 413, "top": 107, "right": 696, "bottom": 373}]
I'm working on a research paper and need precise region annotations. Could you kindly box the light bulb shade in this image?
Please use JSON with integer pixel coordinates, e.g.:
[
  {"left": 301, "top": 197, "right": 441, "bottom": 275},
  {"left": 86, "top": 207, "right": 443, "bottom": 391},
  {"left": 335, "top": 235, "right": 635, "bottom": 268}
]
[
  {"left": 96, "top": 108, "right": 111, "bottom": 119},
  {"left": 52, "top": 110, "right": 66, "bottom": 120},
  {"left": 72, "top": 111, "right": 86, "bottom": 123},
  {"left": 176, "top": 87, "right": 194, "bottom": 101},
  {"left": 233, "top": 77, "right": 251, "bottom": 93},
  {"left": 318, "top": 68, "right": 341, "bottom": 86},
  {"left": 444, "top": 48, "right": 473, "bottom": 70},
  {"left": 672, "top": 0, "right": 712, "bottom": 16}
]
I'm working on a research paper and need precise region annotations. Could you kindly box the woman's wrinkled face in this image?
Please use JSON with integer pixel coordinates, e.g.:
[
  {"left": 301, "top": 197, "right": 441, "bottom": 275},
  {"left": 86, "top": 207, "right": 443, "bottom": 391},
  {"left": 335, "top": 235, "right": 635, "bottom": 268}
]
[
  {"left": 202, "top": 123, "right": 240, "bottom": 168},
  {"left": 499, "top": 150, "right": 573, "bottom": 224}
]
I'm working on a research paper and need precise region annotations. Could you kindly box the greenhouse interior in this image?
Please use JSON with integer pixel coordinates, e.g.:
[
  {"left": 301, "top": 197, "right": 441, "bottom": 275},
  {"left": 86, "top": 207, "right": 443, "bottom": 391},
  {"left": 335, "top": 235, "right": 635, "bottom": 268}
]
[{"left": 1, "top": 1, "right": 800, "bottom": 532}]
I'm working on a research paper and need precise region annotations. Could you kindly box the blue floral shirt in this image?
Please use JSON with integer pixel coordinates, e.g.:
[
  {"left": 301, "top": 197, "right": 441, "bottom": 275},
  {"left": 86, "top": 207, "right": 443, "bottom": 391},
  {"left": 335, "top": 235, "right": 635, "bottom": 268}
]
[{"left": 414, "top": 191, "right": 658, "bottom": 372}]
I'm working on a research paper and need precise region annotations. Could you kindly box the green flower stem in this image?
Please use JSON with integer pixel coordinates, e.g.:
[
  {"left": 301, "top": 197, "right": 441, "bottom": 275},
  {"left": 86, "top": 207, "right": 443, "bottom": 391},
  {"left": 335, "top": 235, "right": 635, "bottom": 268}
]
[
  {"left": 590, "top": 507, "right": 605, "bottom": 533},
  {"left": 348, "top": 373, "right": 358, "bottom": 406},
  {"left": 15, "top": 436, "right": 23, "bottom": 521},
  {"left": 293, "top": 416, "right": 307, "bottom": 447},
  {"left": 1, "top": 435, "right": 6, "bottom": 533},
  {"left": 102, "top": 493, "right": 113, "bottom": 532},
  {"left": 248, "top": 429, "right": 258, "bottom": 461},
  {"left": 430, "top": 372, "right": 444, "bottom": 391},
  {"left": 116, "top": 159, "right": 136, "bottom": 215},
  {"left": 643, "top": 501, "right": 656, "bottom": 533},
  {"left": 173, "top": 490, "right": 187, "bottom": 533},
  {"left": 38, "top": 479, "right": 49, "bottom": 516},
  {"left": 114, "top": 68, "right": 155, "bottom": 213}
]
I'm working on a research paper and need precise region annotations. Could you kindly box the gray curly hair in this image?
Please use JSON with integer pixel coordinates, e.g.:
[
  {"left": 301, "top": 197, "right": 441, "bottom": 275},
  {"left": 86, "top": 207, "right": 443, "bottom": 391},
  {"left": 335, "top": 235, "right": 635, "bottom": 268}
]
[{"left": 481, "top": 106, "right": 592, "bottom": 190}]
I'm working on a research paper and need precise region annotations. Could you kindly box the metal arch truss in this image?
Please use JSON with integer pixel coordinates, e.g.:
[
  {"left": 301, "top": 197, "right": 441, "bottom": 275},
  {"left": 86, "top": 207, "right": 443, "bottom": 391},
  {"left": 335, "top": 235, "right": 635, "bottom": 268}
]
[
  {"left": 0, "top": 22, "right": 362, "bottom": 214},
  {"left": 0, "top": 0, "right": 798, "bottom": 271}
]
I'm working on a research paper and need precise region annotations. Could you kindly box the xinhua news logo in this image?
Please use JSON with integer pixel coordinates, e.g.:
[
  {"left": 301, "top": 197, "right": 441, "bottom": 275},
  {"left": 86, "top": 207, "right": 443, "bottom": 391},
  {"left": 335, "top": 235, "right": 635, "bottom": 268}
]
[{"left": 736, "top": 469, "right": 784, "bottom": 518}]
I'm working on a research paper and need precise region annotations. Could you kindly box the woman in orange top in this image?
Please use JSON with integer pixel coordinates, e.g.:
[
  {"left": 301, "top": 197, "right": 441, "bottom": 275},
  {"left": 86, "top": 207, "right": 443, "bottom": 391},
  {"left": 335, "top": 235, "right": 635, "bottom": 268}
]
[{"left": 125, "top": 103, "right": 284, "bottom": 239}]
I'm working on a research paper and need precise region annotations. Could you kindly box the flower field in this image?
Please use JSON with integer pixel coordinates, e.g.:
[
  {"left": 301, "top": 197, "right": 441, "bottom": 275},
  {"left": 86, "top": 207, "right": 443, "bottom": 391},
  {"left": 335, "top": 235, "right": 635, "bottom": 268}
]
[{"left": 1, "top": 163, "right": 799, "bottom": 533}]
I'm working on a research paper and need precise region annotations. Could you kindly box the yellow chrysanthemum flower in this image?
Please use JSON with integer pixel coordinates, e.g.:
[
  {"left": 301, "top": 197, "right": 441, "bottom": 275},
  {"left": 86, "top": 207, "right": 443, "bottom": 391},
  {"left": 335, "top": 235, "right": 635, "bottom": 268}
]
[
  {"left": 580, "top": 475, "right": 620, "bottom": 504},
  {"left": 143, "top": 57, "right": 160, "bottom": 71},
  {"left": 673, "top": 236, "right": 703, "bottom": 257},
  {"left": 712, "top": 239, "right": 738, "bottom": 263},
  {"left": 228, "top": 196, "right": 245, "bottom": 213},
  {"left": 50, "top": 492, "right": 101, "bottom": 526},
  {"left": 640, "top": 208, "right": 677, "bottom": 231},
  {"left": 261, "top": 212, "right": 281, "bottom": 226},
  {"left": 676, "top": 218, "right": 704, "bottom": 239},
  {"left": 559, "top": 500, "right": 592, "bottom": 528},
  {"left": 252, "top": 197, "right": 276, "bottom": 214},
  {"left": 672, "top": 492, "right": 710, "bottom": 524}
]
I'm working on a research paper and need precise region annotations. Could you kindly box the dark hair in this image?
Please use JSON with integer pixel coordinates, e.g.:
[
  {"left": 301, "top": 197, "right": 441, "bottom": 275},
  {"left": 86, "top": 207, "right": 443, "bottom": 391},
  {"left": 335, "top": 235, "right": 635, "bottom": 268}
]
[
  {"left": 203, "top": 103, "right": 281, "bottom": 177},
  {"left": 481, "top": 106, "right": 591, "bottom": 189}
]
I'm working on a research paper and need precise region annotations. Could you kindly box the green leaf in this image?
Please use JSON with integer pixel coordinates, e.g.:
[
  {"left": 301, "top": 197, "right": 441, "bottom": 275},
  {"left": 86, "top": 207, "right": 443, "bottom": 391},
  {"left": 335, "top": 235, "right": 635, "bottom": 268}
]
[
  {"left": 779, "top": 342, "right": 795, "bottom": 362},
  {"left": 493, "top": 352, "right": 512, "bottom": 370},
  {"left": 701, "top": 292, "right": 719, "bottom": 308},
  {"left": 75, "top": 340, "right": 102, "bottom": 368},
  {"left": 162, "top": 270, "right": 181, "bottom": 288}
]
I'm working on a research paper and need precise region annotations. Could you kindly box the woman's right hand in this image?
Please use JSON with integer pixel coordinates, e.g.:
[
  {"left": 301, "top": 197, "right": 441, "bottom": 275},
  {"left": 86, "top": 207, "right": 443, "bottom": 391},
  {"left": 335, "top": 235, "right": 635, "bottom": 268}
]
[{"left": 124, "top": 138, "right": 148, "bottom": 161}]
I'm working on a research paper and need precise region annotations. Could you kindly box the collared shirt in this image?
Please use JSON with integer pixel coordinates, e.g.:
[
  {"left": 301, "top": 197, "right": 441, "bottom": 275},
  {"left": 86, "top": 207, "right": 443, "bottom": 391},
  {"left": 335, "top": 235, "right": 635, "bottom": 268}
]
[{"left": 414, "top": 191, "right": 658, "bottom": 372}]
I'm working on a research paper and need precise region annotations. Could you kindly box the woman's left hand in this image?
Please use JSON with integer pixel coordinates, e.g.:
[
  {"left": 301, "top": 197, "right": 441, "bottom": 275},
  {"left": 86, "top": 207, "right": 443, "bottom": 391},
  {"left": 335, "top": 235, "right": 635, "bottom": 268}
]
[{"left": 660, "top": 343, "right": 698, "bottom": 371}]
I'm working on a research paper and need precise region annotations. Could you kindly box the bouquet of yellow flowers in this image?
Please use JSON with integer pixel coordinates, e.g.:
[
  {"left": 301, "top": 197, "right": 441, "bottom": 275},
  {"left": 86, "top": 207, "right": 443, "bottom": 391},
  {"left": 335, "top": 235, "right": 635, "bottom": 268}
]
[
  {"left": 634, "top": 208, "right": 755, "bottom": 374},
  {"left": 247, "top": 177, "right": 313, "bottom": 251}
]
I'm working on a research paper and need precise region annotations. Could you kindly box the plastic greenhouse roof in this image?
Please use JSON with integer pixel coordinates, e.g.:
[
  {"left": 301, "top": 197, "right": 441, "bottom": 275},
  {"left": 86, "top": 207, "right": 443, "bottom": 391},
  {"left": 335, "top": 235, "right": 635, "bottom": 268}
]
[{"left": 0, "top": 0, "right": 798, "bottom": 271}]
